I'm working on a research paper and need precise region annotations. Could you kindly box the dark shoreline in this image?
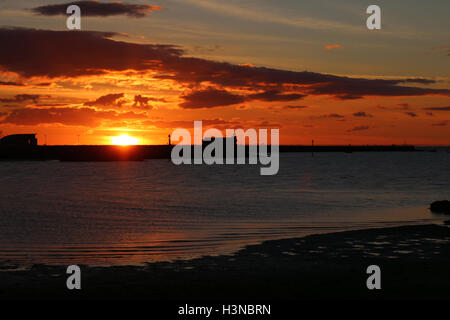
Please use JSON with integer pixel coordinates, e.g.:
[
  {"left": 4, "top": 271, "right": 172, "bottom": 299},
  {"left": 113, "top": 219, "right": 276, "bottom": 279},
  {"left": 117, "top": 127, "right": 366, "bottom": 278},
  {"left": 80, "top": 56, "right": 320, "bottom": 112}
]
[
  {"left": 0, "top": 144, "right": 419, "bottom": 161},
  {"left": 1, "top": 222, "right": 449, "bottom": 300}
]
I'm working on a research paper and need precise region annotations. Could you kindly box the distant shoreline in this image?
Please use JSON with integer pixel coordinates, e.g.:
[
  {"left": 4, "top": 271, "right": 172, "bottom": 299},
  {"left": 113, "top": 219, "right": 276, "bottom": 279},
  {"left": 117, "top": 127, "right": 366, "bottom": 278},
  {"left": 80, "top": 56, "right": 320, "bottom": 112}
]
[
  {"left": 0, "top": 144, "right": 424, "bottom": 161},
  {"left": 1, "top": 222, "right": 449, "bottom": 300}
]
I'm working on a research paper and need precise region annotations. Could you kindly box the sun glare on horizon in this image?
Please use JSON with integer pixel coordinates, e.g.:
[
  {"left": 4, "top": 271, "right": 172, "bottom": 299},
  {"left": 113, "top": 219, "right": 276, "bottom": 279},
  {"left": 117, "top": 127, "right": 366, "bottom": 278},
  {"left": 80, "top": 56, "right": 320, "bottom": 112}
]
[{"left": 110, "top": 134, "right": 139, "bottom": 146}]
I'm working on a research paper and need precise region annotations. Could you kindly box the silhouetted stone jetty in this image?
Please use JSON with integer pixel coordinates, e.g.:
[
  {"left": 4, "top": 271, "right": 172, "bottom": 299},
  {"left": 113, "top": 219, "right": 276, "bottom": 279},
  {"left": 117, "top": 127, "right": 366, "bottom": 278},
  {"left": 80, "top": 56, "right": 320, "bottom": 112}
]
[
  {"left": 280, "top": 145, "right": 416, "bottom": 152},
  {"left": 0, "top": 144, "right": 417, "bottom": 161}
]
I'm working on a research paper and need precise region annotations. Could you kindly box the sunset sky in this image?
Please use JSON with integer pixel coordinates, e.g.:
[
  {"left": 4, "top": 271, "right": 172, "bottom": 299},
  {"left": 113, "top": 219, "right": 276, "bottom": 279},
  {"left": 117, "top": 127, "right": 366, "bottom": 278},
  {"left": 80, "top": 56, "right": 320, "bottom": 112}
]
[{"left": 0, "top": 0, "right": 449, "bottom": 145}]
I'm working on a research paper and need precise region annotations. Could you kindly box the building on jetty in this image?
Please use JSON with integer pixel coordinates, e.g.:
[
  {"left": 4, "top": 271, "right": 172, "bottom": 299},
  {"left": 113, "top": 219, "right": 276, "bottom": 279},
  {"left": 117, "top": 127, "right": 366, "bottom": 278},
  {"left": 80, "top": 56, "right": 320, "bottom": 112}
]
[
  {"left": 0, "top": 134, "right": 37, "bottom": 146},
  {"left": 0, "top": 134, "right": 41, "bottom": 160}
]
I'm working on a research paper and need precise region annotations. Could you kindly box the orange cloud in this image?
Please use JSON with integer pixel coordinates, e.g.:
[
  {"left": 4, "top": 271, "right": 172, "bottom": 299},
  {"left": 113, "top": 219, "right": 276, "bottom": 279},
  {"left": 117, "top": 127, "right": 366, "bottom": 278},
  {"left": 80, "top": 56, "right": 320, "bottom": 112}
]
[
  {"left": 0, "top": 107, "right": 147, "bottom": 127},
  {"left": 347, "top": 125, "right": 370, "bottom": 132},
  {"left": 325, "top": 44, "right": 341, "bottom": 51}
]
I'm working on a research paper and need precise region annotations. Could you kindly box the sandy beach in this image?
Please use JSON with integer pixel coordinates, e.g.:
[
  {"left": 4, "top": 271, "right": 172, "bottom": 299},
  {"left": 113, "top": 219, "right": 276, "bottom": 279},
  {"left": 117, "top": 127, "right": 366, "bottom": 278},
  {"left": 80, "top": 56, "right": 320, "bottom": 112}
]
[{"left": 1, "top": 222, "right": 449, "bottom": 300}]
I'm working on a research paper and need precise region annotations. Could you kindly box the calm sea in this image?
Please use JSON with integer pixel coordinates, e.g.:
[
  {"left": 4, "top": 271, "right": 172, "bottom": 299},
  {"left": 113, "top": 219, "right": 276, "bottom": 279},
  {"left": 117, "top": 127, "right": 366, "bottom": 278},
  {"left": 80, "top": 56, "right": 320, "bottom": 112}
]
[{"left": 0, "top": 151, "right": 449, "bottom": 268}]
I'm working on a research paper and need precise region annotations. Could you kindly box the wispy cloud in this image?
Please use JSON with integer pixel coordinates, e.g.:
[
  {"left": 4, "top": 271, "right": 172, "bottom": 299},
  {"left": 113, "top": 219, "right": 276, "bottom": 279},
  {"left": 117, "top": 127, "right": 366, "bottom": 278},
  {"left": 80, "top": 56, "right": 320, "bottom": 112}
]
[
  {"left": 424, "top": 106, "right": 450, "bottom": 111},
  {"left": 173, "top": 0, "right": 362, "bottom": 33},
  {"left": 431, "top": 45, "right": 450, "bottom": 56},
  {"left": 347, "top": 125, "right": 370, "bottom": 132},
  {"left": 325, "top": 44, "right": 341, "bottom": 51},
  {"left": 353, "top": 112, "right": 373, "bottom": 117},
  {"left": 432, "top": 120, "right": 448, "bottom": 127}
]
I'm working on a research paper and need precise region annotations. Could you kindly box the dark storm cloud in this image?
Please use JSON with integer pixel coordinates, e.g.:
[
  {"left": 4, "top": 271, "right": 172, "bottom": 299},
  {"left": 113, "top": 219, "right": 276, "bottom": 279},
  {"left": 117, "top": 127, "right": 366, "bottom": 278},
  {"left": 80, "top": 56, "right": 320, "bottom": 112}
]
[
  {"left": 423, "top": 106, "right": 450, "bottom": 111},
  {"left": 347, "top": 125, "right": 370, "bottom": 132},
  {"left": 353, "top": 112, "right": 373, "bottom": 117},
  {"left": 311, "top": 113, "right": 345, "bottom": 119},
  {"left": 84, "top": 93, "right": 125, "bottom": 108},
  {"left": 132, "top": 95, "right": 166, "bottom": 109},
  {"left": 0, "top": 28, "right": 449, "bottom": 101},
  {"left": 333, "top": 94, "right": 361, "bottom": 100},
  {"left": 283, "top": 105, "right": 308, "bottom": 109},
  {"left": 0, "top": 28, "right": 182, "bottom": 78},
  {"left": 143, "top": 118, "right": 240, "bottom": 129},
  {"left": 31, "top": 1, "right": 163, "bottom": 18},
  {"left": 178, "top": 88, "right": 306, "bottom": 109},
  {"left": 304, "top": 78, "right": 448, "bottom": 99},
  {"left": 246, "top": 90, "right": 306, "bottom": 102},
  {"left": 0, "top": 94, "right": 42, "bottom": 104},
  {"left": 179, "top": 87, "right": 245, "bottom": 109},
  {"left": 132, "top": 95, "right": 152, "bottom": 109},
  {"left": 431, "top": 121, "right": 448, "bottom": 126},
  {"left": 0, "top": 80, "right": 24, "bottom": 86}
]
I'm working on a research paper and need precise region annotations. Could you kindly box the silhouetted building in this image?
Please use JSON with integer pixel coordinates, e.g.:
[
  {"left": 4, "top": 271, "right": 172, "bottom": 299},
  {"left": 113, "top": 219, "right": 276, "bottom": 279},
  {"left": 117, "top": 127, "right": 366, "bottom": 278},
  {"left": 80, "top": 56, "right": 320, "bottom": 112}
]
[{"left": 0, "top": 134, "right": 37, "bottom": 146}]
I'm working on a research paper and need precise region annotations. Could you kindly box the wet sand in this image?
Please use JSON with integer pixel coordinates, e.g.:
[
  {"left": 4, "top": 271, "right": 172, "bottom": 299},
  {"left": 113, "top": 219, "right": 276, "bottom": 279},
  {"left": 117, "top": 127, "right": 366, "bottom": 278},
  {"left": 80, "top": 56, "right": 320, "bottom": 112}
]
[{"left": 1, "top": 223, "right": 449, "bottom": 300}]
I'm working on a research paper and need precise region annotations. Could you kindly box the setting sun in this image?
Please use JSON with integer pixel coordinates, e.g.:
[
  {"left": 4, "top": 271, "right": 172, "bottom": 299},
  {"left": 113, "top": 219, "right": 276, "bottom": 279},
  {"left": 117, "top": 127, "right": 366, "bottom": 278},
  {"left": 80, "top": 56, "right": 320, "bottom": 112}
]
[{"left": 110, "top": 134, "right": 139, "bottom": 146}]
